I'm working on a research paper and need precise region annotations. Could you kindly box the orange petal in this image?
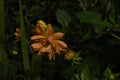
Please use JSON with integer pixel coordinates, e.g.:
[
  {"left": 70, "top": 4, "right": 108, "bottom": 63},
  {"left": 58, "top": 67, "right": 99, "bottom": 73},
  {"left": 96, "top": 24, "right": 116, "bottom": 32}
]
[
  {"left": 34, "top": 23, "right": 45, "bottom": 35},
  {"left": 53, "top": 32, "right": 64, "bottom": 40},
  {"left": 56, "top": 47, "right": 67, "bottom": 55},
  {"left": 38, "top": 47, "right": 46, "bottom": 55},
  {"left": 34, "top": 27, "right": 41, "bottom": 34},
  {"left": 38, "top": 45, "right": 52, "bottom": 56},
  {"left": 39, "top": 47, "right": 47, "bottom": 53},
  {"left": 46, "top": 45, "right": 53, "bottom": 53},
  {"left": 48, "top": 51, "right": 55, "bottom": 60},
  {"left": 51, "top": 40, "right": 57, "bottom": 49},
  {"left": 38, "top": 45, "right": 51, "bottom": 53},
  {"left": 48, "top": 35, "right": 53, "bottom": 43},
  {"left": 46, "top": 24, "right": 54, "bottom": 36},
  {"left": 52, "top": 40, "right": 67, "bottom": 54},
  {"left": 40, "top": 39, "right": 48, "bottom": 46},
  {"left": 55, "top": 47, "right": 61, "bottom": 54},
  {"left": 31, "top": 43, "right": 42, "bottom": 50},
  {"left": 31, "top": 35, "right": 46, "bottom": 40},
  {"left": 47, "top": 45, "right": 55, "bottom": 60},
  {"left": 55, "top": 40, "right": 68, "bottom": 48},
  {"left": 16, "top": 28, "right": 20, "bottom": 33},
  {"left": 14, "top": 32, "right": 19, "bottom": 36},
  {"left": 59, "top": 48, "right": 67, "bottom": 52}
]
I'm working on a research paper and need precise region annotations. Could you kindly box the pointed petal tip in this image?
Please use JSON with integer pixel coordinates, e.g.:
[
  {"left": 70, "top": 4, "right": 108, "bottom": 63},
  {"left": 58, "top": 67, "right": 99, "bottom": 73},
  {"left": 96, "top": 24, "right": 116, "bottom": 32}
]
[
  {"left": 31, "top": 35, "right": 46, "bottom": 40},
  {"left": 53, "top": 32, "right": 64, "bottom": 40}
]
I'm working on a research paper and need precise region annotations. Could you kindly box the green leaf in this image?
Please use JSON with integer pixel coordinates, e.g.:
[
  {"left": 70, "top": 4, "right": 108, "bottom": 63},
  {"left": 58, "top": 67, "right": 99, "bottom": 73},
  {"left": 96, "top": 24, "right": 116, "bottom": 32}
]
[
  {"left": 56, "top": 9, "right": 71, "bottom": 27},
  {"left": 94, "top": 21, "right": 112, "bottom": 33},
  {"left": 94, "top": 24, "right": 105, "bottom": 33},
  {"left": 76, "top": 11, "right": 112, "bottom": 33},
  {"left": 76, "top": 11, "right": 101, "bottom": 24},
  {"left": 80, "top": 58, "right": 101, "bottom": 80},
  {"left": 72, "top": 51, "right": 82, "bottom": 64},
  {"left": 0, "top": 61, "right": 9, "bottom": 80},
  {"left": 81, "top": 64, "right": 91, "bottom": 80},
  {"left": 108, "top": 0, "right": 116, "bottom": 24},
  {"left": 82, "top": 0, "right": 89, "bottom": 8},
  {"left": 72, "top": 74, "right": 80, "bottom": 80},
  {"left": 31, "top": 55, "right": 42, "bottom": 79},
  {"left": 102, "top": 68, "right": 111, "bottom": 80},
  {"left": 33, "top": 77, "right": 41, "bottom": 80},
  {"left": 60, "top": 67, "right": 74, "bottom": 80},
  {"left": 110, "top": 74, "right": 115, "bottom": 80},
  {"left": 81, "top": 32, "right": 93, "bottom": 41},
  {"left": 88, "top": 59, "right": 101, "bottom": 76}
]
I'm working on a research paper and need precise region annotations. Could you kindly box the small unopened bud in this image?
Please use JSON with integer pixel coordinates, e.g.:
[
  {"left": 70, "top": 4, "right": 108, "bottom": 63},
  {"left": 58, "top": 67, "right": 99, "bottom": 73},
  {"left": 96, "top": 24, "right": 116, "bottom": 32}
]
[{"left": 65, "top": 50, "right": 74, "bottom": 60}]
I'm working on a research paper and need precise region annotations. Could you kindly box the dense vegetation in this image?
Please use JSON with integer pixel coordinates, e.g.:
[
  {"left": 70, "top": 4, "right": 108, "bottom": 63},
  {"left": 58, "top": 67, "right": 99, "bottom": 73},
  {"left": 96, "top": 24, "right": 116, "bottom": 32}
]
[{"left": 0, "top": 0, "right": 120, "bottom": 80}]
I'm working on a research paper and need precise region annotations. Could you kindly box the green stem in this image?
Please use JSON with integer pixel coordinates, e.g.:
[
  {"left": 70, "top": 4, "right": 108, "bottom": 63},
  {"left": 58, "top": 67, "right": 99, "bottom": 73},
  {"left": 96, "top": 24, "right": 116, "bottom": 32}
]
[
  {"left": 19, "top": 0, "right": 31, "bottom": 79},
  {"left": 110, "top": 33, "right": 120, "bottom": 40},
  {"left": 0, "top": 0, "right": 9, "bottom": 79},
  {"left": 78, "top": 0, "right": 87, "bottom": 12},
  {"left": 0, "top": 0, "right": 4, "bottom": 62}
]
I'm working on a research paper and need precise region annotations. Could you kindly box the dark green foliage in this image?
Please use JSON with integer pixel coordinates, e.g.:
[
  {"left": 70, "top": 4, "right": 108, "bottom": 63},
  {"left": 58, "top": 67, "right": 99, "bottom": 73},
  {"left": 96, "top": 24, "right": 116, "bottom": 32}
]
[
  {"left": 1, "top": 0, "right": 120, "bottom": 80},
  {"left": 76, "top": 11, "right": 112, "bottom": 33},
  {"left": 56, "top": 9, "right": 71, "bottom": 27}
]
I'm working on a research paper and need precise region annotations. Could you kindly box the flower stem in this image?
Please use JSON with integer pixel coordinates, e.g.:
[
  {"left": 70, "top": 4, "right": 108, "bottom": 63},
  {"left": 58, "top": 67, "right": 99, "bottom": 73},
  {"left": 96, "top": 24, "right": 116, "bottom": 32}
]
[
  {"left": 0, "top": 0, "right": 9, "bottom": 79},
  {"left": 19, "top": 0, "right": 31, "bottom": 79},
  {"left": 78, "top": 0, "right": 87, "bottom": 12}
]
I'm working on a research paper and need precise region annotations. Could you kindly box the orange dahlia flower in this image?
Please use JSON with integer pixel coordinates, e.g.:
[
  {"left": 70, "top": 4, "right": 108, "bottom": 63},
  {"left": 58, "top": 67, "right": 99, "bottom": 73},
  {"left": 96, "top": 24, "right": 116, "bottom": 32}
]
[{"left": 31, "top": 20, "right": 68, "bottom": 60}]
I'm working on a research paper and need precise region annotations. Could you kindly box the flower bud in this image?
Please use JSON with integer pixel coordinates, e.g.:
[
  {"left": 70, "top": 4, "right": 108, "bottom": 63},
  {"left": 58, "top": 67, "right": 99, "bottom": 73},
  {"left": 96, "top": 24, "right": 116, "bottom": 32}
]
[{"left": 65, "top": 50, "right": 74, "bottom": 60}]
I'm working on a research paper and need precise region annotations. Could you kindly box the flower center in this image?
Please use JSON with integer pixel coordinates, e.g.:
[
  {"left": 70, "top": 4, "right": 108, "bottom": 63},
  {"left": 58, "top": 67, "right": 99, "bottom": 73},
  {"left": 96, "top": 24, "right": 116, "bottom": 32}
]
[{"left": 48, "top": 35, "right": 54, "bottom": 43}]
